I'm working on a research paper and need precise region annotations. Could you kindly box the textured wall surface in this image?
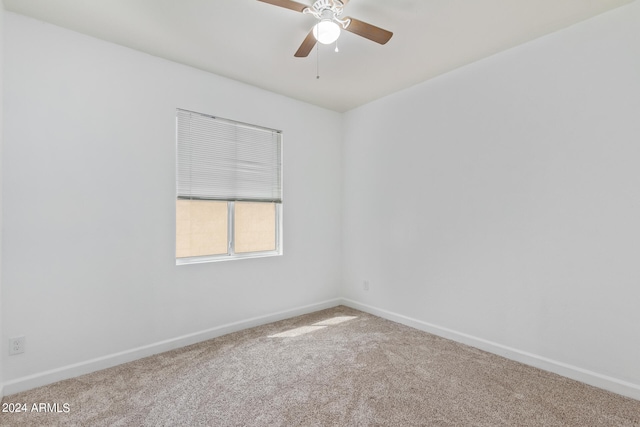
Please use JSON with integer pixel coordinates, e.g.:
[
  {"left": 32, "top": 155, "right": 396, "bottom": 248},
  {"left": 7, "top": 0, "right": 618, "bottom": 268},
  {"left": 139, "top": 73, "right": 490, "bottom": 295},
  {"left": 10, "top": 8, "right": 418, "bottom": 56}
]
[
  {"left": 342, "top": 1, "right": 640, "bottom": 389},
  {"left": 2, "top": 12, "right": 343, "bottom": 385}
]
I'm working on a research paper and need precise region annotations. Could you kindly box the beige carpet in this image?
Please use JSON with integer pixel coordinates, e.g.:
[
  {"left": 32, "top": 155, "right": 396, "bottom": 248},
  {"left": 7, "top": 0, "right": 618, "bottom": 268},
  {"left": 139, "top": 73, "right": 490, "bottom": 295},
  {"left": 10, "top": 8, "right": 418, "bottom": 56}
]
[{"left": 1, "top": 306, "right": 639, "bottom": 426}]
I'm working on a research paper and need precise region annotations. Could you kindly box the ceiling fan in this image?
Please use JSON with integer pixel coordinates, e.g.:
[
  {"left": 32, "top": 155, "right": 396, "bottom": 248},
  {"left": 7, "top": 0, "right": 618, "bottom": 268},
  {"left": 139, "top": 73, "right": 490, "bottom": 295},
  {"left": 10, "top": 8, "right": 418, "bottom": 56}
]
[{"left": 257, "top": 0, "right": 393, "bottom": 57}]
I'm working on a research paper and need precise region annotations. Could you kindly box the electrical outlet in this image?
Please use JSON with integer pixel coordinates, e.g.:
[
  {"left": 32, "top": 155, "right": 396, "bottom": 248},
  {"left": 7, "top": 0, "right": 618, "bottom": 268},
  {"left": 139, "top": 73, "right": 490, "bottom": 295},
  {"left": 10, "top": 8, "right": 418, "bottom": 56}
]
[
  {"left": 363, "top": 280, "right": 370, "bottom": 291},
  {"left": 9, "top": 336, "right": 25, "bottom": 355}
]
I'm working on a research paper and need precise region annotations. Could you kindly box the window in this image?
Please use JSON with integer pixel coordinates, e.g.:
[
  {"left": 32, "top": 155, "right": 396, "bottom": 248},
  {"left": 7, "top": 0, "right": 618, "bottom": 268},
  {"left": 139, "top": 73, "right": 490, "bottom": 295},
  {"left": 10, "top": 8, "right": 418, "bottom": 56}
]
[{"left": 176, "top": 109, "right": 282, "bottom": 264}]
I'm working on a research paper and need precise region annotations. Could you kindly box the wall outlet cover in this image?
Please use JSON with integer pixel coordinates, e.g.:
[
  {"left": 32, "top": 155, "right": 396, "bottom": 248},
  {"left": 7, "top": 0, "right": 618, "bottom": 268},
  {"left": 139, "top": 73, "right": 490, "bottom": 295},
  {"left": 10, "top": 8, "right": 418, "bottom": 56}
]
[{"left": 9, "top": 336, "right": 26, "bottom": 355}]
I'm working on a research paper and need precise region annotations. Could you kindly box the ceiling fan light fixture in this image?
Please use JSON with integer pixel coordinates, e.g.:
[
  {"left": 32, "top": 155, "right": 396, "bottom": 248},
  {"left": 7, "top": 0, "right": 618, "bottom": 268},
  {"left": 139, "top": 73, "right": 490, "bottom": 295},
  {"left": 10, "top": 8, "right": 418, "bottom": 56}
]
[{"left": 313, "top": 19, "right": 341, "bottom": 44}]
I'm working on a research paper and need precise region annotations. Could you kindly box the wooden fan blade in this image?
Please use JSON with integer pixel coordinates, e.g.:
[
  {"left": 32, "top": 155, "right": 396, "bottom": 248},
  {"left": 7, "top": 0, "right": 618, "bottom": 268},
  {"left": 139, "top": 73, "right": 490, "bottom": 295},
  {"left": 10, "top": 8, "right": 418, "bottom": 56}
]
[
  {"left": 294, "top": 29, "right": 317, "bottom": 57},
  {"left": 343, "top": 17, "right": 393, "bottom": 45},
  {"left": 257, "top": 0, "right": 308, "bottom": 13}
]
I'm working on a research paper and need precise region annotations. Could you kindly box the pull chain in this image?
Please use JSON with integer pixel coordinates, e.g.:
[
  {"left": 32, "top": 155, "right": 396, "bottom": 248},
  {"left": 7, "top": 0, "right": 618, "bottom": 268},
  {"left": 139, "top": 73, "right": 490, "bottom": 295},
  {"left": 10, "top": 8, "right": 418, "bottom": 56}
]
[{"left": 316, "top": 42, "right": 320, "bottom": 79}]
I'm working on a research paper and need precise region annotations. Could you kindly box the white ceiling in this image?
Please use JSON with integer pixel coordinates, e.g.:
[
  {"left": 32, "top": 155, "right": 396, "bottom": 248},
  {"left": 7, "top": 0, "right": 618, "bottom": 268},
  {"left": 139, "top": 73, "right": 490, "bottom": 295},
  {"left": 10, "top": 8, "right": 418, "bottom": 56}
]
[{"left": 3, "top": 0, "right": 634, "bottom": 112}]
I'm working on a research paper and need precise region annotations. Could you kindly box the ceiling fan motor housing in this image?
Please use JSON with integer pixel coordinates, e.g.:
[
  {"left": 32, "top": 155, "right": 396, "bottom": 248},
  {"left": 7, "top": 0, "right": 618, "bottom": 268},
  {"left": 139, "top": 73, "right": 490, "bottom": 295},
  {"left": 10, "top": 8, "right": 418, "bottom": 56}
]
[
  {"left": 307, "top": 0, "right": 346, "bottom": 20},
  {"left": 312, "top": 0, "right": 342, "bottom": 14}
]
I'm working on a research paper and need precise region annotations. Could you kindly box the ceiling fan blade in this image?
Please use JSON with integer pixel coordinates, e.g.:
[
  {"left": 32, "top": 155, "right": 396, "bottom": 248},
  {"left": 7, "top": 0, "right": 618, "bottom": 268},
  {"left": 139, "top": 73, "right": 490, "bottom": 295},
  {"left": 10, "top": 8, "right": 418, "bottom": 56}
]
[
  {"left": 294, "top": 29, "right": 317, "bottom": 57},
  {"left": 256, "top": 0, "right": 309, "bottom": 13},
  {"left": 344, "top": 17, "right": 393, "bottom": 45}
]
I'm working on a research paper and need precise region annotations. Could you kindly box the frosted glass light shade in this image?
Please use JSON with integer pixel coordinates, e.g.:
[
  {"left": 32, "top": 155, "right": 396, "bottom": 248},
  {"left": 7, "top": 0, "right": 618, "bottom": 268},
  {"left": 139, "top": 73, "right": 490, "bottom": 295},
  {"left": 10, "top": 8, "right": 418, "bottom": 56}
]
[{"left": 313, "top": 20, "right": 341, "bottom": 44}]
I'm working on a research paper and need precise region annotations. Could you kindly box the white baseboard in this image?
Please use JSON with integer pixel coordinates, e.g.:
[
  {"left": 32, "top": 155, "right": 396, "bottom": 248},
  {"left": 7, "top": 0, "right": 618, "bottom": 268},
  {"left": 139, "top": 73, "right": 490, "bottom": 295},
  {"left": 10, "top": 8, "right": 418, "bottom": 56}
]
[
  {"left": 341, "top": 298, "right": 640, "bottom": 401},
  {"left": 2, "top": 298, "right": 342, "bottom": 396},
  {"left": 5, "top": 297, "right": 639, "bottom": 401}
]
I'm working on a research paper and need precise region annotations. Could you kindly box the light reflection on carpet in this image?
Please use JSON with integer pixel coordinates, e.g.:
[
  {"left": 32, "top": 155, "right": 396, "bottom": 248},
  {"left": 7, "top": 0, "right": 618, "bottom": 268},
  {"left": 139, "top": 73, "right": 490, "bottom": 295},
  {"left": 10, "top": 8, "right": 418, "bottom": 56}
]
[{"left": 268, "top": 316, "right": 357, "bottom": 337}]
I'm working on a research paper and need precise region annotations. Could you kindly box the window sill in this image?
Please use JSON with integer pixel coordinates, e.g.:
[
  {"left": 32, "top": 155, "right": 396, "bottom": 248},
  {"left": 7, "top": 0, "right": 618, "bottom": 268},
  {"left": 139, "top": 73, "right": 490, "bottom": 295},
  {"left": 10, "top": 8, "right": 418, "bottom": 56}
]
[{"left": 176, "top": 250, "right": 282, "bottom": 266}]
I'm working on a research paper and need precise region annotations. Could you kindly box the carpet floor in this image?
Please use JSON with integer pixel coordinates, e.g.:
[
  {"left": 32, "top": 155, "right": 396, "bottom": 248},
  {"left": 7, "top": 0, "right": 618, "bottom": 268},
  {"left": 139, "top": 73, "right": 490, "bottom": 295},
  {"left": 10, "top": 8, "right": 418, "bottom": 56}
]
[{"left": 1, "top": 306, "right": 639, "bottom": 426}]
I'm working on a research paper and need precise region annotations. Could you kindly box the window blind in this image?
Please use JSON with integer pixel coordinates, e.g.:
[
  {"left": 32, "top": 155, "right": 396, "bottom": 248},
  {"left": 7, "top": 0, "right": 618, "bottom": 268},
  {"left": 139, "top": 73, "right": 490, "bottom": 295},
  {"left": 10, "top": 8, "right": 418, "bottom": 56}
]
[{"left": 176, "top": 109, "right": 282, "bottom": 203}]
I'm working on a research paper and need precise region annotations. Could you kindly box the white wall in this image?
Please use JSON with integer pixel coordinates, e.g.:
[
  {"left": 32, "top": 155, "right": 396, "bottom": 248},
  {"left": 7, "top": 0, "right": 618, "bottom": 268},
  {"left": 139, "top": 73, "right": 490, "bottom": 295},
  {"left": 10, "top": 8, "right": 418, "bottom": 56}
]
[
  {"left": 0, "top": 0, "right": 5, "bottom": 399},
  {"left": 3, "top": 1, "right": 640, "bottom": 400},
  {"left": 2, "top": 12, "right": 342, "bottom": 390},
  {"left": 343, "top": 1, "right": 640, "bottom": 395}
]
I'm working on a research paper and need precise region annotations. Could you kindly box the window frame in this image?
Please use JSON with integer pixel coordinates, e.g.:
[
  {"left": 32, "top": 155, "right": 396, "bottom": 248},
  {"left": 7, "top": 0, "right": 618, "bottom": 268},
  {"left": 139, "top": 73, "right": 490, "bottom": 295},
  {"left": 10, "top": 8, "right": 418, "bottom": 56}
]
[
  {"left": 175, "top": 109, "right": 283, "bottom": 265},
  {"left": 175, "top": 201, "right": 282, "bottom": 265}
]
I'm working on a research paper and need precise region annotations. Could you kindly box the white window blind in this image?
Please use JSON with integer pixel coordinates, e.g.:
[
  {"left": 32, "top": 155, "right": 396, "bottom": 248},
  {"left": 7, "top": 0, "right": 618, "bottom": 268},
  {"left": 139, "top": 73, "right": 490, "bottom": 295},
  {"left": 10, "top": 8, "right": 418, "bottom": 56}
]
[{"left": 176, "top": 109, "right": 282, "bottom": 202}]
